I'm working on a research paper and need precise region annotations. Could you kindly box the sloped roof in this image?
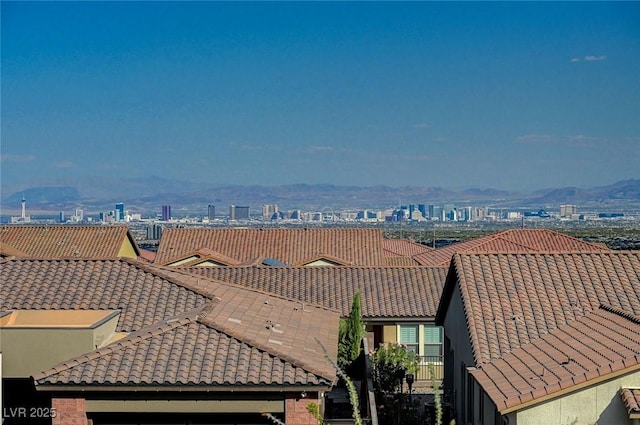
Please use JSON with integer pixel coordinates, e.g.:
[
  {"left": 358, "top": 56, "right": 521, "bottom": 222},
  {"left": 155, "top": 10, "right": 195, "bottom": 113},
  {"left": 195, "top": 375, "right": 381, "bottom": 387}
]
[
  {"left": 154, "top": 228, "right": 387, "bottom": 266},
  {"left": 1, "top": 258, "right": 209, "bottom": 332},
  {"left": 436, "top": 252, "right": 640, "bottom": 364},
  {"left": 34, "top": 303, "right": 337, "bottom": 388},
  {"left": 162, "top": 247, "right": 244, "bottom": 267},
  {"left": 621, "top": 388, "right": 640, "bottom": 419},
  {"left": 4, "top": 258, "right": 340, "bottom": 388},
  {"left": 0, "top": 241, "right": 28, "bottom": 258},
  {"left": 470, "top": 306, "right": 640, "bottom": 414},
  {"left": 384, "top": 256, "right": 422, "bottom": 266},
  {"left": 149, "top": 267, "right": 340, "bottom": 381},
  {"left": 137, "top": 248, "right": 157, "bottom": 263},
  {"left": 168, "top": 265, "right": 448, "bottom": 319},
  {"left": 414, "top": 228, "right": 610, "bottom": 267},
  {"left": 383, "top": 239, "right": 434, "bottom": 257},
  {"left": 0, "top": 225, "right": 140, "bottom": 258}
]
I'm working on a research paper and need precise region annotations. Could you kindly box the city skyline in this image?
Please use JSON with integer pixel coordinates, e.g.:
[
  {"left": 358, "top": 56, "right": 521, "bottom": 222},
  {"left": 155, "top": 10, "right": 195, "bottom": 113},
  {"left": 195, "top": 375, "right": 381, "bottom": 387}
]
[{"left": 2, "top": 1, "right": 639, "bottom": 195}]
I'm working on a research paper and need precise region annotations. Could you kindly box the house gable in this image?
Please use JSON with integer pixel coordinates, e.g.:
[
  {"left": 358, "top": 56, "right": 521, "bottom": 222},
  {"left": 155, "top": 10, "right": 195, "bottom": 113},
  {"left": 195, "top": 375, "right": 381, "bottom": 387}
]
[
  {"left": 414, "top": 228, "right": 611, "bottom": 267},
  {"left": 0, "top": 225, "right": 140, "bottom": 259},
  {"left": 154, "top": 227, "right": 387, "bottom": 266}
]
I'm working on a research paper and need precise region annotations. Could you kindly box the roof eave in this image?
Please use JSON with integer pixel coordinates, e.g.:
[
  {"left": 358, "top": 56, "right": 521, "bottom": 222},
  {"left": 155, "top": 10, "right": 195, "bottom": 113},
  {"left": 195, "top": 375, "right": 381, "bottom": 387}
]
[
  {"left": 34, "top": 383, "right": 334, "bottom": 393},
  {"left": 499, "top": 362, "right": 640, "bottom": 415}
]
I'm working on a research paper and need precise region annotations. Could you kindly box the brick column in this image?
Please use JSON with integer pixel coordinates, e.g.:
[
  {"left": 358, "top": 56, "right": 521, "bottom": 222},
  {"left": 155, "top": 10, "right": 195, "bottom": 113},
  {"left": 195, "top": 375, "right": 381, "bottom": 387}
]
[
  {"left": 284, "top": 392, "right": 320, "bottom": 425},
  {"left": 52, "top": 397, "right": 88, "bottom": 425}
]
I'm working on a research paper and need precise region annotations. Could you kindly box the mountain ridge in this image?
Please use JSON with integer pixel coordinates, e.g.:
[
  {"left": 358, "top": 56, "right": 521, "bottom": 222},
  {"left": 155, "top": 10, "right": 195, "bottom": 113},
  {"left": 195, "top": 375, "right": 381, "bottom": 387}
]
[{"left": 2, "top": 178, "right": 639, "bottom": 214}]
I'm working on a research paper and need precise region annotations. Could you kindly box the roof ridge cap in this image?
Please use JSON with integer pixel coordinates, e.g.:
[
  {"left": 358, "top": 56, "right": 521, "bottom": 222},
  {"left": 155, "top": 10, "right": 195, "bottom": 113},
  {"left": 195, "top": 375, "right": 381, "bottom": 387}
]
[{"left": 599, "top": 304, "right": 640, "bottom": 324}]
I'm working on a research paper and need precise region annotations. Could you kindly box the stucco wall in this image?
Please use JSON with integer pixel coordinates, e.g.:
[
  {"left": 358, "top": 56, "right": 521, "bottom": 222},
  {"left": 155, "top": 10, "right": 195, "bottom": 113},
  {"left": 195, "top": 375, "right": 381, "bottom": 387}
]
[
  {"left": 117, "top": 239, "right": 138, "bottom": 259},
  {"left": 2, "top": 328, "right": 95, "bottom": 377},
  {"left": 442, "top": 283, "right": 475, "bottom": 420},
  {"left": 514, "top": 370, "right": 640, "bottom": 425},
  {"left": 382, "top": 325, "right": 397, "bottom": 344}
]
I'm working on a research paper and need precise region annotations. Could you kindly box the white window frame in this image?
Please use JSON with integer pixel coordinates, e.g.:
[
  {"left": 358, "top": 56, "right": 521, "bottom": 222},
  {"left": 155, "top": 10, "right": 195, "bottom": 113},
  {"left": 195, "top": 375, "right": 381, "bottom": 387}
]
[{"left": 397, "top": 323, "right": 443, "bottom": 363}]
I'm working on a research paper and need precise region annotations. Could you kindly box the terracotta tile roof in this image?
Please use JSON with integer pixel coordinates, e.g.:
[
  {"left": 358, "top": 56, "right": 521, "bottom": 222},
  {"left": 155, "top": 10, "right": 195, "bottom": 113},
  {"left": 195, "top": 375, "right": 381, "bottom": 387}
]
[
  {"left": 6, "top": 258, "right": 340, "bottom": 388},
  {"left": 34, "top": 305, "right": 335, "bottom": 388},
  {"left": 414, "top": 228, "right": 610, "bottom": 267},
  {"left": 154, "top": 228, "right": 387, "bottom": 266},
  {"left": 621, "top": 388, "right": 640, "bottom": 418},
  {"left": 384, "top": 256, "right": 422, "bottom": 266},
  {"left": 165, "top": 265, "right": 448, "bottom": 319},
  {"left": 163, "top": 248, "right": 244, "bottom": 267},
  {"left": 470, "top": 306, "right": 640, "bottom": 414},
  {"left": 137, "top": 248, "right": 157, "bottom": 263},
  {"left": 0, "top": 241, "right": 28, "bottom": 258},
  {"left": 436, "top": 252, "right": 640, "bottom": 364},
  {"left": 1, "top": 258, "right": 210, "bottom": 332},
  {"left": 149, "top": 267, "right": 340, "bottom": 381},
  {"left": 383, "top": 239, "right": 434, "bottom": 257},
  {"left": 0, "top": 225, "right": 140, "bottom": 258}
]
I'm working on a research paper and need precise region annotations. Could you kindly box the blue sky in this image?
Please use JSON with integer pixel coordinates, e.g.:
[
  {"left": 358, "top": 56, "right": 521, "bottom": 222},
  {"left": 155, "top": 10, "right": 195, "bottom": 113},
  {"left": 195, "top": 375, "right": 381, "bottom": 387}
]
[{"left": 2, "top": 1, "right": 639, "bottom": 193}]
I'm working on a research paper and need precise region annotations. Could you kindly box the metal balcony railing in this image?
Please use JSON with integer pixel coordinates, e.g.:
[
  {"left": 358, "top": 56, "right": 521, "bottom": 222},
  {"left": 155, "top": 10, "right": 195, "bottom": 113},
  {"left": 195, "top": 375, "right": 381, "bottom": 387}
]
[{"left": 415, "top": 355, "right": 444, "bottom": 381}]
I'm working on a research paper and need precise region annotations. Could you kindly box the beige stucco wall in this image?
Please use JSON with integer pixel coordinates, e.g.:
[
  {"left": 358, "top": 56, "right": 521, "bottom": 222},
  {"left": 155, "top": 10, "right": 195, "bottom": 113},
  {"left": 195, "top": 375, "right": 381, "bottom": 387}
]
[
  {"left": 1, "top": 328, "right": 95, "bottom": 377},
  {"left": 382, "top": 325, "right": 397, "bottom": 344},
  {"left": 513, "top": 370, "right": 640, "bottom": 425},
  {"left": 117, "top": 239, "right": 138, "bottom": 259},
  {"left": 1, "top": 313, "right": 119, "bottom": 377}
]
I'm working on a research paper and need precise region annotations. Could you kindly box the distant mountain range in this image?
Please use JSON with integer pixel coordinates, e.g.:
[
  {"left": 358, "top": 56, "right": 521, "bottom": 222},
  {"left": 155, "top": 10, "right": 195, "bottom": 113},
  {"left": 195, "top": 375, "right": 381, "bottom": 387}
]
[{"left": 2, "top": 178, "right": 640, "bottom": 214}]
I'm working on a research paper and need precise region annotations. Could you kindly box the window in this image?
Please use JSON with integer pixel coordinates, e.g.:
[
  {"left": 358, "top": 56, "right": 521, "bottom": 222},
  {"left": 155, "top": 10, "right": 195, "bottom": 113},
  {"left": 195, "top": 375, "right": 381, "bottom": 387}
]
[
  {"left": 399, "top": 324, "right": 419, "bottom": 354},
  {"left": 424, "top": 325, "right": 443, "bottom": 358},
  {"left": 398, "top": 323, "right": 443, "bottom": 358}
]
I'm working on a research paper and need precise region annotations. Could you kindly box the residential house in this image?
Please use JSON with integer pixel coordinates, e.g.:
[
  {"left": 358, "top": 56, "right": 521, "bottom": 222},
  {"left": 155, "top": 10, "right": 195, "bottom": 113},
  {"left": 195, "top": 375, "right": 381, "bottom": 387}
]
[
  {"left": 435, "top": 252, "right": 640, "bottom": 425},
  {"left": 0, "top": 225, "right": 140, "bottom": 260},
  {"left": 382, "top": 238, "right": 433, "bottom": 266},
  {"left": 154, "top": 227, "right": 417, "bottom": 267},
  {"left": 413, "top": 228, "right": 610, "bottom": 267},
  {"left": 1, "top": 258, "right": 339, "bottom": 425},
  {"left": 173, "top": 265, "right": 448, "bottom": 381}
]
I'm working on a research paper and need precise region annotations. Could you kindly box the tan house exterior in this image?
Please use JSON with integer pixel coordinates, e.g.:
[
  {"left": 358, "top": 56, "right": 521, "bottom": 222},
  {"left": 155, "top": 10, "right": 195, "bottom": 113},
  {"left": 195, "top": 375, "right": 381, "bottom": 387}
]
[
  {"left": 0, "top": 225, "right": 140, "bottom": 259},
  {"left": 1, "top": 258, "right": 340, "bottom": 425},
  {"left": 436, "top": 252, "right": 640, "bottom": 425},
  {"left": 174, "top": 264, "right": 448, "bottom": 382}
]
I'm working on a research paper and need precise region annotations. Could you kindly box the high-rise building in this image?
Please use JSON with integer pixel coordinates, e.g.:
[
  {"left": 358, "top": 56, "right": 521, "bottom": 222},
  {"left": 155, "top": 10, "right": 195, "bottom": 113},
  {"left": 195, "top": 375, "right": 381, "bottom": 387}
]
[
  {"left": 560, "top": 205, "right": 577, "bottom": 218},
  {"left": 208, "top": 205, "right": 216, "bottom": 221},
  {"left": 146, "top": 223, "right": 163, "bottom": 240},
  {"left": 262, "top": 204, "right": 278, "bottom": 220},
  {"left": 59, "top": 211, "right": 65, "bottom": 223},
  {"left": 418, "top": 204, "right": 427, "bottom": 218},
  {"left": 229, "top": 205, "right": 250, "bottom": 220},
  {"left": 115, "top": 203, "right": 125, "bottom": 221},
  {"left": 429, "top": 205, "right": 443, "bottom": 220},
  {"left": 162, "top": 205, "right": 171, "bottom": 221}
]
